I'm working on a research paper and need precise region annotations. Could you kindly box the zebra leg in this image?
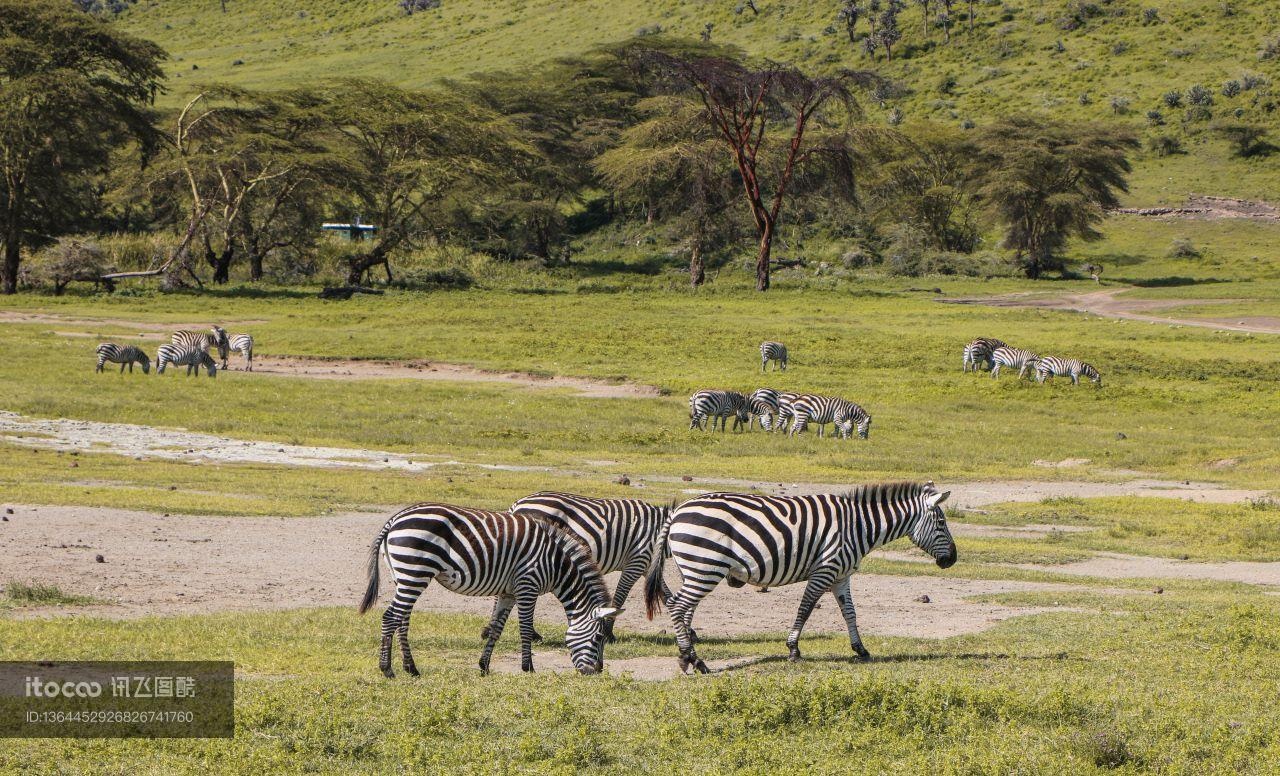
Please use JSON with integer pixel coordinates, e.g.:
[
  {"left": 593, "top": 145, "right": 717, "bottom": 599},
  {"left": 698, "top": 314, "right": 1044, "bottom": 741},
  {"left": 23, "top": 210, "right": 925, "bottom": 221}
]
[
  {"left": 786, "top": 571, "right": 837, "bottom": 662},
  {"left": 605, "top": 558, "right": 649, "bottom": 643},
  {"left": 380, "top": 578, "right": 429, "bottom": 678},
  {"left": 481, "top": 596, "right": 538, "bottom": 642},
  {"left": 478, "top": 594, "right": 515, "bottom": 675},
  {"left": 1071, "top": 373, "right": 1079, "bottom": 385},
  {"left": 515, "top": 584, "right": 540, "bottom": 673},
  {"left": 831, "top": 577, "right": 870, "bottom": 660},
  {"left": 667, "top": 582, "right": 717, "bottom": 674},
  {"left": 991, "top": 364, "right": 1000, "bottom": 379}
]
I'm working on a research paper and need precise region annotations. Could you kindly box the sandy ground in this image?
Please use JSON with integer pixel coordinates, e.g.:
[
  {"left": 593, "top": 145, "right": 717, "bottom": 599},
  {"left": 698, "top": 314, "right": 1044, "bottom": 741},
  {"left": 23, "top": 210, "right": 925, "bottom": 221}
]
[
  {"left": 0, "top": 311, "right": 268, "bottom": 331},
  {"left": 0, "top": 504, "right": 1105, "bottom": 642},
  {"left": 1027, "top": 553, "right": 1280, "bottom": 586},
  {"left": 1112, "top": 194, "right": 1280, "bottom": 222},
  {"left": 940, "top": 288, "right": 1280, "bottom": 335}
]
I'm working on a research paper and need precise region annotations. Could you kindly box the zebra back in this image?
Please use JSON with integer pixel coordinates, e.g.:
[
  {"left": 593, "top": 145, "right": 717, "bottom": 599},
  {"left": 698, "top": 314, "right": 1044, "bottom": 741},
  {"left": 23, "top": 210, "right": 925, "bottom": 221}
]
[{"left": 511, "top": 492, "right": 670, "bottom": 574}]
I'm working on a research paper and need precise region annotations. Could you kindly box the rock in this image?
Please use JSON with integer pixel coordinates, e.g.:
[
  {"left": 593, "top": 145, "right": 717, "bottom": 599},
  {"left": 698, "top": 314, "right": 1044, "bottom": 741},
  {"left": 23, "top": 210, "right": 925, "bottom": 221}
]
[
  {"left": 1153, "top": 587, "right": 1163, "bottom": 594},
  {"left": 2, "top": 515, "right": 7, "bottom": 522},
  {"left": 916, "top": 594, "right": 931, "bottom": 603},
  {"left": 95, "top": 554, "right": 105, "bottom": 563},
  {"left": 4, "top": 508, "right": 12, "bottom": 515},
  {"left": 1115, "top": 432, "right": 1127, "bottom": 440},
  {"left": 70, "top": 462, "right": 78, "bottom": 468},
  {"left": 615, "top": 475, "right": 631, "bottom": 486},
  {"left": 682, "top": 475, "right": 693, "bottom": 482},
  {"left": 169, "top": 486, "right": 177, "bottom": 491}
]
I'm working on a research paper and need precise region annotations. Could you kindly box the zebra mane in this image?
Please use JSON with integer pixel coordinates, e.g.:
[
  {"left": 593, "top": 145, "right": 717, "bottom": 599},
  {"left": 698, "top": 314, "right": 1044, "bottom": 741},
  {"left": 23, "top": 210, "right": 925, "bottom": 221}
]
[
  {"left": 536, "top": 518, "right": 610, "bottom": 606},
  {"left": 841, "top": 481, "right": 931, "bottom": 502}
]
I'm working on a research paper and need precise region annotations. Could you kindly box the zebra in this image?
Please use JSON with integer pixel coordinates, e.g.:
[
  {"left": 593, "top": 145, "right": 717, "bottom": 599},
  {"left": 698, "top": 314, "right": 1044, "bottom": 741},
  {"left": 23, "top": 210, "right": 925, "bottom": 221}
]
[
  {"left": 688, "top": 390, "right": 750, "bottom": 432},
  {"left": 511, "top": 492, "right": 672, "bottom": 643},
  {"left": 1036, "top": 356, "right": 1102, "bottom": 387},
  {"left": 170, "top": 327, "right": 230, "bottom": 363},
  {"left": 155, "top": 344, "right": 217, "bottom": 377},
  {"left": 962, "top": 337, "right": 1007, "bottom": 373},
  {"left": 788, "top": 394, "right": 871, "bottom": 439},
  {"left": 643, "top": 483, "right": 956, "bottom": 674},
  {"left": 222, "top": 333, "right": 254, "bottom": 371},
  {"left": 95, "top": 344, "right": 150, "bottom": 374},
  {"left": 773, "top": 391, "right": 802, "bottom": 434},
  {"left": 358, "top": 503, "right": 619, "bottom": 677},
  {"left": 990, "top": 346, "right": 1040, "bottom": 380},
  {"left": 760, "top": 341, "right": 788, "bottom": 372},
  {"left": 747, "top": 388, "right": 780, "bottom": 431}
]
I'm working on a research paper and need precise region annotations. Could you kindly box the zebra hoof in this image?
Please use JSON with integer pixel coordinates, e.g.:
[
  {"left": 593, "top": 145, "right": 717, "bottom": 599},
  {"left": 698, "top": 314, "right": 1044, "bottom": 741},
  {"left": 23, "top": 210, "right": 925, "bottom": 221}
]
[
  {"left": 380, "top": 666, "right": 395, "bottom": 679},
  {"left": 693, "top": 659, "right": 710, "bottom": 674},
  {"left": 404, "top": 663, "right": 420, "bottom": 678},
  {"left": 689, "top": 628, "right": 699, "bottom": 644},
  {"left": 787, "top": 646, "right": 801, "bottom": 663},
  {"left": 852, "top": 644, "right": 871, "bottom": 661},
  {"left": 478, "top": 660, "right": 490, "bottom": 676},
  {"left": 521, "top": 659, "right": 534, "bottom": 673},
  {"left": 530, "top": 630, "right": 544, "bottom": 643}
]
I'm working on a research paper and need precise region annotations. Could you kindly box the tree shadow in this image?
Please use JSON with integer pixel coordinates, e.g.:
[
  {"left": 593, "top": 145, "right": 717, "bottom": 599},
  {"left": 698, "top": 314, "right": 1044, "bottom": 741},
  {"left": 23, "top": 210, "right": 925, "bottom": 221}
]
[
  {"left": 1118, "top": 276, "right": 1234, "bottom": 288},
  {"left": 570, "top": 254, "right": 676, "bottom": 278}
]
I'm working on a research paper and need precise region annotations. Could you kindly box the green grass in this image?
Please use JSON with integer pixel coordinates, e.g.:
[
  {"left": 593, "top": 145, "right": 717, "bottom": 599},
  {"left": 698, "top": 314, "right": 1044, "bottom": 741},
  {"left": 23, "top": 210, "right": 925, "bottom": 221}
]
[
  {"left": 1, "top": 593, "right": 1278, "bottom": 772},
  {"left": 0, "top": 580, "right": 95, "bottom": 609}
]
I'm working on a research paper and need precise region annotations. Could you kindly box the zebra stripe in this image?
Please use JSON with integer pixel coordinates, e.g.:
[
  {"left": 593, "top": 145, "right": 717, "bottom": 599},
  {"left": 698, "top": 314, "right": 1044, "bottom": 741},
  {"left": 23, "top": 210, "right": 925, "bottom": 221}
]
[
  {"left": 358, "top": 503, "right": 617, "bottom": 677},
  {"left": 773, "top": 391, "right": 802, "bottom": 434},
  {"left": 223, "top": 333, "right": 254, "bottom": 371},
  {"left": 688, "top": 389, "right": 750, "bottom": 432},
  {"left": 760, "top": 341, "right": 788, "bottom": 372},
  {"left": 990, "top": 346, "right": 1040, "bottom": 380},
  {"left": 511, "top": 492, "right": 672, "bottom": 642},
  {"left": 747, "top": 388, "right": 780, "bottom": 431},
  {"left": 170, "top": 327, "right": 230, "bottom": 362},
  {"left": 156, "top": 344, "right": 217, "bottom": 377},
  {"left": 962, "top": 337, "right": 1007, "bottom": 372},
  {"left": 788, "top": 394, "right": 871, "bottom": 439},
  {"left": 643, "top": 483, "right": 955, "bottom": 673},
  {"left": 1036, "top": 356, "right": 1102, "bottom": 387},
  {"left": 95, "top": 344, "right": 150, "bottom": 374}
]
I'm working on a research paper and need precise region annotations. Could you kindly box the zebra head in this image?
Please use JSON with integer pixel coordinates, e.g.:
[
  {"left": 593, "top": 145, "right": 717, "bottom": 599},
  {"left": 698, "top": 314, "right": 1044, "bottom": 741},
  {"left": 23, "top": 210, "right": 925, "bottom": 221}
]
[
  {"left": 564, "top": 605, "right": 621, "bottom": 675},
  {"left": 856, "top": 414, "right": 871, "bottom": 440},
  {"left": 908, "top": 485, "right": 957, "bottom": 569},
  {"left": 138, "top": 354, "right": 151, "bottom": 374},
  {"left": 1085, "top": 364, "right": 1102, "bottom": 387}
]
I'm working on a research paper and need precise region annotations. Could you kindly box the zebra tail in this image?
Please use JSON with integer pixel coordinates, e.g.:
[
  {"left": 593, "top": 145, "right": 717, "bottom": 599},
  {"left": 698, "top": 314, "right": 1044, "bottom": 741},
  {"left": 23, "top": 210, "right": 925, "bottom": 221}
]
[
  {"left": 357, "top": 517, "right": 396, "bottom": 615},
  {"left": 643, "top": 506, "right": 677, "bottom": 620}
]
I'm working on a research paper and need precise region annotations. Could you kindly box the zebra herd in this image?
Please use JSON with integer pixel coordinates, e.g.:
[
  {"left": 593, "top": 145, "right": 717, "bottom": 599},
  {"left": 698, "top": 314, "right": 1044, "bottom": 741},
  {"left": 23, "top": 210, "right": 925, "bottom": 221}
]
[
  {"left": 962, "top": 337, "right": 1102, "bottom": 387},
  {"left": 94, "top": 326, "right": 255, "bottom": 378},
  {"left": 690, "top": 388, "right": 872, "bottom": 439},
  {"left": 360, "top": 484, "right": 955, "bottom": 677}
]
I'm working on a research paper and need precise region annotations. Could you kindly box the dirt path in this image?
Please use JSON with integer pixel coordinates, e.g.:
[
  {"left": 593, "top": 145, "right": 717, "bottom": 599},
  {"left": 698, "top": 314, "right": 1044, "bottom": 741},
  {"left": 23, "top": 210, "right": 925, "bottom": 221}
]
[
  {"left": 940, "top": 288, "right": 1280, "bottom": 335},
  {"left": 1026, "top": 553, "right": 1280, "bottom": 587},
  {"left": 1112, "top": 194, "right": 1280, "bottom": 222},
  {"left": 0, "top": 504, "right": 1106, "bottom": 642},
  {"left": 0, "top": 311, "right": 267, "bottom": 331},
  {"left": 0, "top": 412, "right": 1266, "bottom": 505}
]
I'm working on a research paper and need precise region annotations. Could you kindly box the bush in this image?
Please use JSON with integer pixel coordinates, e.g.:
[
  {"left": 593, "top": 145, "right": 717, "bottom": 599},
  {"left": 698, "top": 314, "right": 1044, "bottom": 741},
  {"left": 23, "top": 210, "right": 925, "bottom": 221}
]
[
  {"left": 389, "top": 266, "right": 475, "bottom": 291},
  {"left": 1186, "top": 84, "right": 1214, "bottom": 106},
  {"left": 1242, "top": 73, "right": 1268, "bottom": 91},
  {"left": 1147, "top": 133, "right": 1184, "bottom": 156},
  {"left": 1141, "top": 7, "right": 1159, "bottom": 24},
  {"left": 1145, "top": 110, "right": 1164, "bottom": 126},
  {"left": 1162, "top": 90, "right": 1182, "bottom": 108},
  {"left": 399, "top": 0, "right": 440, "bottom": 13},
  {"left": 29, "top": 237, "right": 112, "bottom": 295},
  {"left": 1109, "top": 95, "right": 1130, "bottom": 114},
  {"left": 1168, "top": 237, "right": 1200, "bottom": 259},
  {"left": 1260, "top": 35, "right": 1280, "bottom": 60},
  {"left": 1222, "top": 80, "right": 1242, "bottom": 98}
]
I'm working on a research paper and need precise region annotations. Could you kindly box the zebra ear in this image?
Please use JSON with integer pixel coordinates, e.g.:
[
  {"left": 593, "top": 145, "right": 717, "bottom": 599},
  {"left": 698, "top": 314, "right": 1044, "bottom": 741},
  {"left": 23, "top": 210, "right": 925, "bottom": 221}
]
[
  {"left": 926, "top": 490, "right": 950, "bottom": 508},
  {"left": 593, "top": 607, "right": 622, "bottom": 621}
]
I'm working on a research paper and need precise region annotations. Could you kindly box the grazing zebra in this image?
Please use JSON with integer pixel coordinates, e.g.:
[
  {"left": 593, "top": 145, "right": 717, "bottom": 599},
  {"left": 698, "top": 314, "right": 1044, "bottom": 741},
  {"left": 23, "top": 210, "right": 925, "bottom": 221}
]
[
  {"left": 155, "top": 344, "right": 217, "bottom": 377},
  {"left": 760, "top": 341, "right": 788, "bottom": 372},
  {"left": 688, "top": 389, "right": 750, "bottom": 432},
  {"left": 511, "top": 492, "right": 672, "bottom": 642},
  {"left": 990, "top": 346, "right": 1040, "bottom": 380},
  {"left": 643, "top": 483, "right": 956, "bottom": 673},
  {"left": 962, "top": 337, "right": 1007, "bottom": 373},
  {"left": 788, "top": 394, "right": 872, "bottom": 439},
  {"left": 95, "top": 344, "right": 150, "bottom": 374},
  {"left": 773, "top": 391, "right": 802, "bottom": 434},
  {"left": 747, "top": 388, "right": 780, "bottom": 431},
  {"left": 170, "top": 327, "right": 230, "bottom": 363},
  {"left": 222, "top": 333, "right": 254, "bottom": 371},
  {"left": 1036, "top": 356, "right": 1102, "bottom": 387},
  {"left": 358, "top": 503, "right": 618, "bottom": 677}
]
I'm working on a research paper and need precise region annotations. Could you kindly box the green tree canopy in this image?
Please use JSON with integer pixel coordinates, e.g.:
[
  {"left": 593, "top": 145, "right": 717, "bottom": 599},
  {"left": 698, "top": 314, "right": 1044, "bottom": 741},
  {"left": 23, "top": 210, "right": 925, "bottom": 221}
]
[{"left": 0, "top": 0, "right": 165, "bottom": 293}]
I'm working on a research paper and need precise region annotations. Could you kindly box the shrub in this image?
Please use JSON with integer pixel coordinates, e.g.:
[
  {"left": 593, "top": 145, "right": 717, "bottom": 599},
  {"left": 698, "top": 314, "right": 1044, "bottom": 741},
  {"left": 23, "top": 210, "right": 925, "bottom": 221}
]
[
  {"left": 1241, "top": 73, "right": 1267, "bottom": 91},
  {"left": 1162, "top": 90, "right": 1183, "bottom": 108},
  {"left": 1109, "top": 95, "right": 1130, "bottom": 114},
  {"left": 399, "top": 0, "right": 440, "bottom": 13},
  {"left": 1168, "top": 237, "right": 1200, "bottom": 258},
  {"left": 1145, "top": 109, "right": 1164, "bottom": 126},
  {"left": 1110, "top": 41, "right": 1129, "bottom": 56},
  {"left": 30, "top": 238, "right": 112, "bottom": 295},
  {"left": 937, "top": 73, "right": 958, "bottom": 94},
  {"left": 1222, "top": 80, "right": 1242, "bottom": 98},
  {"left": 1259, "top": 34, "right": 1280, "bottom": 61},
  {"left": 1078, "top": 92, "right": 1092, "bottom": 105},
  {"left": 887, "top": 106, "right": 904, "bottom": 125},
  {"left": 1141, "top": 7, "right": 1159, "bottom": 24},
  {"left": 1147, "top": 133, "right": 1184, "bottom": 156},
  {"left": 1186, "top": 84, "right": 1214, "bottom": 106},
  {"left": 389, "top": 266, "right": 475, "bottom": 291}
]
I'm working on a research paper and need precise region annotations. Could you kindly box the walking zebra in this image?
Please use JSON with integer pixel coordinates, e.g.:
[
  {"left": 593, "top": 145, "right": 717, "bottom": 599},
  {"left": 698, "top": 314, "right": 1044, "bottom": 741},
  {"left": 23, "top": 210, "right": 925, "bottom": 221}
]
[
  {"left": 643, "top": 483, "right": 956, "bottom": 673},
  {"left": 170, "top": 327, "right": 230, "bottom": 363},
  {"left": 155, "top": 344, "right": 217, "bottom": 377},
  {"left": 788, "top": 394, "right": 872, "bottom": 439},
  {"left": 95, "top": 344, "right": 150, "bottom": 374},
  {"left": 688, "top": 389, "right": 750, "bottom": 432},
  {"left": 990, "top": 346, "right": 1040, "bottom": 380},
  {"left": 511, "top": 492, "right": 672, "bottom": 642},
  {"left": 222, "top": 333, "right": 254, "bottom": 371},
  {"left": 1036, "top": 356, "right": 1102, "bottom": 387},
  {"left": 358, "top": 503, "right": 618, "bottom": 677},
  {"left": 962, "top": 337, "right": 1007, "bottom": 373},
  {"left": 760, "top": 341, "right": 788, "bottom": 372},
  {"left": 773, "top": 391, "right": 802, "bottom": 434},
  {"left": 747, "top": 388, "right": 780, "bottom": 431}
]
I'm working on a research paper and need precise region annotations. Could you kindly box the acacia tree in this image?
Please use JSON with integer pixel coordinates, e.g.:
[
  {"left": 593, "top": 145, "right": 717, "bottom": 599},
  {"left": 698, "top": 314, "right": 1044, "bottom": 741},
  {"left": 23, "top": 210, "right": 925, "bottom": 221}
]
[
  {"left": 638, "top": 52, "right": 871, "bottom": 290},
  {"left": 594, "top": 96, "right": 738, "bottom": 286},
  {"left": 836, "top": 1, "right": 864, "bottom": 43},
  {"left": 312, "top": 80, "right": 531, "bottom": 285},
  {"left": 0, "top": 0, "right": 165, "bottom": 293},
  {"left": 868, "top": 123, "right": 981, "bottom": 252},
  {"left": 977, "top": 116, "right": 1137, "bottom": 278}
]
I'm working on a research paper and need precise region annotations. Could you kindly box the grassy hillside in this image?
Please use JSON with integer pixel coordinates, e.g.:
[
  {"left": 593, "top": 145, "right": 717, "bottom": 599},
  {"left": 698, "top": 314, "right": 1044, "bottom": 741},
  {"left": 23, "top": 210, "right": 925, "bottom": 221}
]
[{"left": 116, "top": 0, "right": 1280, "bottom": 204}]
